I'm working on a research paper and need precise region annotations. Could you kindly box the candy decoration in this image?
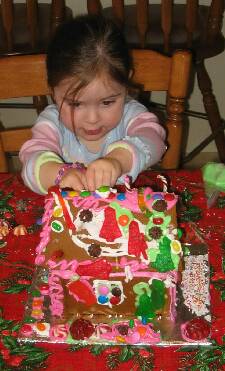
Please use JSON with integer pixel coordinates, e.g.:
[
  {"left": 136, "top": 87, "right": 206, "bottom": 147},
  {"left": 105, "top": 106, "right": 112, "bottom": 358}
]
[
  {"left": 51, "top": 220, "right": 63, "bottom": 233},
  {"left": 181, "top": 317, "right": 210, "bottom": 341},
  {"left": 68, "top": 191, "right": 79, "bottom": 197},
  {"left": 67, "top": 280, "right": 97, "bottom": 306},
  {"left": 36, "top": 322, "right": 46, "bottom": 331},
  {"left": 80, "top": 190, "right": 91, "bottom": 197},
  {"left": 150, "top": 279, "right": 165, "bottom": 310},
  {"left": 49, "top": 186, "right": 76, "bottom": 232},
  {"left": 135, "top": 293, "right": 155, "bottom": 322},
  {"left": 152, "top": 217, "right": 164, "bottom": 225},
  {"left": 111, "top": 287, "right": 122, "bottom": 297},
  {"left": 61, "top": 190, "right": 67, "bottom": 198},
  {"left": 79, "top": 209, "right": 93, "bottom": 222},
  {"left": 148, "top": 226, "right": 162, "bottom": 239},
  {"left": 170, "top": 240, "right": 182, "bottom": 254},
  {"left": 98, "top": 285, "right": 109, "bottom": 295},
  {"left": 118, "top": 214, "right": 129, "bottom": 226},
  {"left": 76, "top": 258, "right": 112, "bottom": 279},
  {"left": 98, "top": 186, "right": 110, "bottom": 193},
  {"left": 164, "top": 193, "right": 175, "bottom": 201},
  {"left": 110, "top": 296, "right": 121, "bottom": 305},
  {"left": 152, "top": 193, "right": 163, "bottom": 200},
  {"left": 138, "top": 194, "right": 146, "bottom": 210},
  {"left": 98, "top": 295, "right": 109, "bottom": 304},
  {"left": 117, "top": 325, "right": 129, "bottom": 335},
  {"left": 117, "top": 193, "right": 126, "bottom": 201},
  {"left": 137, "top": 326, "right": 147, "bottom": 336},
  {"left": 157, "top": 174, "right": 168, "bottom": 192},
  {"left": 53, "top": 206, "right": 63, "bottom": 217},
  {"left": 152, "top": 200, "right": 167, "bottom": 212},
  {"left": 51, "top": 249, "right": 64, "bottom": 260},
  {"left": 70, "top": 318, "right": 95, "bottom": 340},
  {"left": 88, "top": 243, "right": 101, "bottom": 257},
  {"left": 128, "top": 221, "right": 148, "bottom": 259},
  {"left": 50, "top": 324, "right": 69, "bottom": 341},
  {"left": 99, "top": 207, "right": 122, "bottom": 242}
]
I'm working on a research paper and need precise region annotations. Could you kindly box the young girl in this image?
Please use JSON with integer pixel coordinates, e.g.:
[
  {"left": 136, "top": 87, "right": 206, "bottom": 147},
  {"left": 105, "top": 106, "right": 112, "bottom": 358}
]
[{"left": 19, "top": 14, "right": 166, "bottom": 194}]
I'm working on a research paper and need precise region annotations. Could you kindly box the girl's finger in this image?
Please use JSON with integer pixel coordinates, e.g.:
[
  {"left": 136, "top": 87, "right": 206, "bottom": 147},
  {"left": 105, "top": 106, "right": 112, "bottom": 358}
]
[
  {"left": 102, "top": 171, "right": 111, "bottom": 188},
  {"left": 80, "top": 173, "right": 88, "bottom": 190},
  {"left": 86, "top": 167, "right": 96, "bottom": 191}
]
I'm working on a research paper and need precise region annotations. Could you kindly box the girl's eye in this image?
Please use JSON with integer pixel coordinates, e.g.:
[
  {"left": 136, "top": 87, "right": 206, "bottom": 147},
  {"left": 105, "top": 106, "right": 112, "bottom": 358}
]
[
  {"left": 68, "top": 101, "right": 81, "bottom": 108},
  {"left": 102, "top": 100, "right": 115, "bottom": 106}
]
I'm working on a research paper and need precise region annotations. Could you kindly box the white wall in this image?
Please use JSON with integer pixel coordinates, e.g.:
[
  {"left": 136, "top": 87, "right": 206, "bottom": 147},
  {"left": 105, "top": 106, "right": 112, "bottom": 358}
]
[{"left": 0, "top": 0, "right": 224, "bottom": 156}]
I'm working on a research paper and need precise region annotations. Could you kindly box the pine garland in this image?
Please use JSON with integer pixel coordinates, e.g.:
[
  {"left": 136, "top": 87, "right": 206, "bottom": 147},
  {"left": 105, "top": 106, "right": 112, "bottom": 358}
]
[{"left": 0, "top": 310, "right": 50, "bottom": 370}]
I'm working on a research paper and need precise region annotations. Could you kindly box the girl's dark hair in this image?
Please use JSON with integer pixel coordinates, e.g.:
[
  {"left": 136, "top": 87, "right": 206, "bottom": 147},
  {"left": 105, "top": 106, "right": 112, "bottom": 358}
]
[{"left": 47, "top": 14, "right": 132, "bottom": 95}]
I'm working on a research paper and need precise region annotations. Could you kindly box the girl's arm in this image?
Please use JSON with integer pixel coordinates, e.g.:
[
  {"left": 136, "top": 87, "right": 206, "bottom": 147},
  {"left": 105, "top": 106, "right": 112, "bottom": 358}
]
[
  {"left": 106, "top": 111, "right": 166, "bottom": 182},
  {"left": 19, "top": 120, "right": 64, "bottom": 194}
]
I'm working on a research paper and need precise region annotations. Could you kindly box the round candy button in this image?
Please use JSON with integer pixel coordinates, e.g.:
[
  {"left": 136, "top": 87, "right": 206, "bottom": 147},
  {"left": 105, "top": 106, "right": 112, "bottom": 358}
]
[
  {"left": 99, "top": 285, "right": 109, "bottom": 295},
  {"left": 117, "top": 193, "right": 126, "bottom": 201},
  {"left": 118, "top": 214, "right": 129, "bottom": 226},
  {"left": 98, "top": 295, "right": 109, "bottom": 304}
]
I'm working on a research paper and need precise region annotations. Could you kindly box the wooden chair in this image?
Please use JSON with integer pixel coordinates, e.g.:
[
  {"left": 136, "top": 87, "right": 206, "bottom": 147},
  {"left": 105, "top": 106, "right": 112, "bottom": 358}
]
[
  {"left": 0, "top": 50, "right": 191, "bottom": 173},
  {"left": 0, "top": 0, "right": 73, "bottom": 114},
  {"left": 87, "top": 0, "right": 225, "bottom": 165}
]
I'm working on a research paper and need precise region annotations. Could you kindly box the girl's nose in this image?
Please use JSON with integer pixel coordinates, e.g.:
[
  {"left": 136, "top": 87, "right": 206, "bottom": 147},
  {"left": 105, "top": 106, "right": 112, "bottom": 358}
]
[{"left": 85, "top": 107, "right": 99, "bottom": 124}]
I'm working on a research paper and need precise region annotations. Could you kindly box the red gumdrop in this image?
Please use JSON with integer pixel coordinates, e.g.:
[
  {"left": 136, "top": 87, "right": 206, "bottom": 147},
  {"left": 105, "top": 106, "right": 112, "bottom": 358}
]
[
  {"left": 184, "top": 317, "right": 211, "bottom": 340},
  {"left": 110, "top": 296, "right": 121, "bottom": 305},
  {"left": 70, "top": 318, "right": 95, "bottom": 340}
]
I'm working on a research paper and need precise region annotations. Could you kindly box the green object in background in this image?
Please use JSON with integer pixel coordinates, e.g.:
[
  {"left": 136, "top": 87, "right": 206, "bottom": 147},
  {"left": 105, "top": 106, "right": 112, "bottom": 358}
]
[
  {"left": 202, "top": 162, "right": 225, "bottom": 192},
  {"left": 202, "top": 162, "right": 225, "bottom": 207}
]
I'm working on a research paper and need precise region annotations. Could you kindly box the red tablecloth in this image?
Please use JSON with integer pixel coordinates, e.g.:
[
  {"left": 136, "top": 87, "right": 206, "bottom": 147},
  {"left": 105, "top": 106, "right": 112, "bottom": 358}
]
[{"left": 0, "top": 170, "right": 225, "bottom": 371}]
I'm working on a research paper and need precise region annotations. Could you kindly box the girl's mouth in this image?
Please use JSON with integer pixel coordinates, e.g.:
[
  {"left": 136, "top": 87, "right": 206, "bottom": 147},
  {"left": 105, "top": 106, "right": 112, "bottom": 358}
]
[{"left": 84, "top": 128, "right": 102, "bottom": 136}]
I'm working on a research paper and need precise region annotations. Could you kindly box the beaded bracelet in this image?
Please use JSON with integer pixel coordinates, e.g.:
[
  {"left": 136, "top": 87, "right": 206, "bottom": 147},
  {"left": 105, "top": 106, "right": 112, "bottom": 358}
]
[{"left": 54, "top": 162, "right": 86, "bottom": 186}]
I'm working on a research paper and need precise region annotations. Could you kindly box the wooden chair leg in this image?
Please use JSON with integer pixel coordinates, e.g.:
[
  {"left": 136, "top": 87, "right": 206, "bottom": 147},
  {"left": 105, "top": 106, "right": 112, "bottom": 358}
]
[{"left": 196, "top": 59, "right": 225, "bottom": 163}]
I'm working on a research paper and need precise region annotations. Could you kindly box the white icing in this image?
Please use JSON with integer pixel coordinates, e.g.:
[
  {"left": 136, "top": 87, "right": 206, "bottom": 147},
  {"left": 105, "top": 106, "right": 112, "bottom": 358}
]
[
  {"left": 70, "top": 208, "right": 150, "bottom": 261},
  {"left": 181, "top": 254, "right": 210, "bottom": 316}
]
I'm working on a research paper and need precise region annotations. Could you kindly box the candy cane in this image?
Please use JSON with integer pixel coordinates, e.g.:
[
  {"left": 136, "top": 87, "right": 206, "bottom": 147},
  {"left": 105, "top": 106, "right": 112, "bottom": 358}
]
[
  {"left": 157, "top": 175, "right": 168, "bottom": 192},
  {"left": 123, "top": 175, "right": 131, "bottom": 189}
]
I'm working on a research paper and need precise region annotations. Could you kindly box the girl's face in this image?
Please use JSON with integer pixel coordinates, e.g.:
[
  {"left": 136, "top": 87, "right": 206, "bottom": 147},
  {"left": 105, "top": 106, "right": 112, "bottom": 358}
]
[{"left": 53, "top": 73, "right": 127, "bottom": 142}]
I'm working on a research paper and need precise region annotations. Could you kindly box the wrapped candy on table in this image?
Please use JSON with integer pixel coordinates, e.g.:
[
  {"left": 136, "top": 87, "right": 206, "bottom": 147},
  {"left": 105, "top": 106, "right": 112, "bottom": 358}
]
[{"left": 202, "top": 162, "right": 225, "bottom": 208}]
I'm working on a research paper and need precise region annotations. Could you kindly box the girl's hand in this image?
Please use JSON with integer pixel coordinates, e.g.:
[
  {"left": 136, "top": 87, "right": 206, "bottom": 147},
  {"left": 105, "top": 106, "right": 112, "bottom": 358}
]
[
  {"left": 85, "top": 158, "right": 122, "bottom": 191},
  {"left": 59, "top": 168, "right": 88, "bottom": 191}
]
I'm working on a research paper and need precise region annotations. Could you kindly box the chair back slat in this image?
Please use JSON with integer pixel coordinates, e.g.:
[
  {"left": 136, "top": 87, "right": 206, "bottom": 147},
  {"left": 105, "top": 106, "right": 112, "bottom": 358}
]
[
  {"left": 89, "top": 1, "right": 224, "bottom": 51},
  {"left": 0, "top": 1, "right": 70, "bottom": 54},
  {"left": 26, "top": 0, "right": 38, "bottom": 49},
  {"left": 131, "top": 49, "right": 171, "bottom": 90},
  {"left": 161, "top": 0, "right": 173, "bottom": 53},
  {"left": 87, "top": 0, "right": 102, "bottom": 15},
  {"left": 112, "top": 0, "right": 124, "bottom": 26},
  {"left": 185, "top": 0, "right": 198, "bottom": 48},
  {"left": 51, "top": 0, "right": 66, "bottom": 33},
  {"left": 0, "top": 54, "right": 50, "bottom": 99},
  {"left": 136, "top": 0, "right": 149, "bottom": 48},
  {"left": 1, "top": 0, "right": 14, "bottom": 51}
]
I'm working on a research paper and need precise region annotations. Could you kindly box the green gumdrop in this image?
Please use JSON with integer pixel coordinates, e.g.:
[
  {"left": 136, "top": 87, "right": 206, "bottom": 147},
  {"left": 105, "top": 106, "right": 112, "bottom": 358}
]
[
  {"left": 135, "top": 293, "right": 155, "bottom": 319},
  {"left": 152, "top": 253, "right": 175, "bottom": 272},
  {"left": 80, "top": 190, "right": 91, "bottom": 197},
  {"left": 177, "top": 228, "right": 183, "bottom": 238},
  {"left": 151, "top": 279, "right": 165, "bottom": 310},
  {"left": 31, "top": 289, "right": 41, "bottom": 297},
  {"left": 159, "top": 236, "right": 171, "bottom": 252},
  {"left": 98, "top": 186, "right": 110, "bottom": 192}
]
